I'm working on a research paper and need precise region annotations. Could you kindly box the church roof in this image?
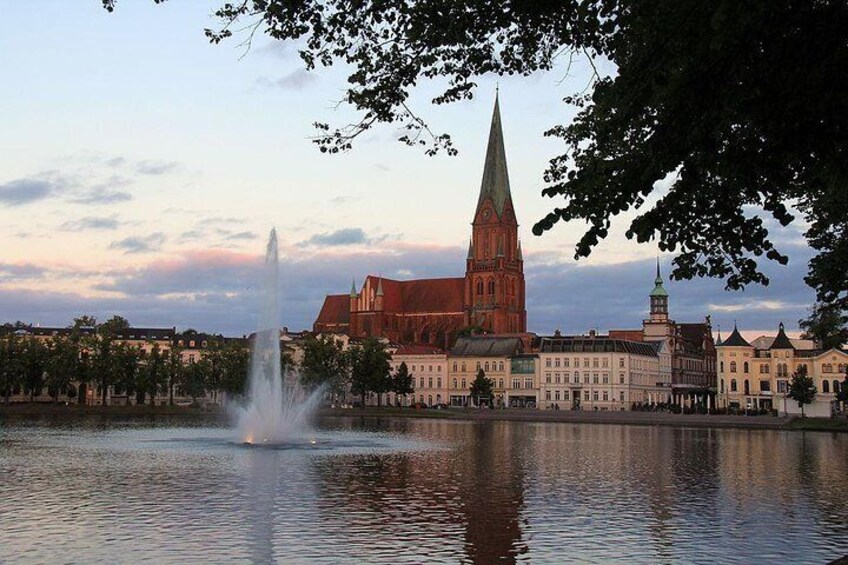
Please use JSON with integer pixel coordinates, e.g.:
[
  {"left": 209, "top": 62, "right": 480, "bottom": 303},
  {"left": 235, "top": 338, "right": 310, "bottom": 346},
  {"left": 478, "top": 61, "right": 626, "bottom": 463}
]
[
  {"left": 720, "top": 324, "right": 750, "bottom": 347},
  {"left": 476, "top": 94, "right": 513, "bottom": 219},
  {"left": 371, "top": 276, "right": 465, "bottom": 314},
  {"left": 770, "top": 322, "right": 795, "bottom": 350},
  {"left": 314, "top": 294, "right": 350, "bottom": 327}
]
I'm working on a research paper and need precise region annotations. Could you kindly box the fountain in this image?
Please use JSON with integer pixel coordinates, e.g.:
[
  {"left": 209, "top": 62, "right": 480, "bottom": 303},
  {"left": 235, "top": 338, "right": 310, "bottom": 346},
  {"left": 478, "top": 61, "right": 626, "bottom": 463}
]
[{"left": 235, "top": 228, "right": 323, "bottom": 444}]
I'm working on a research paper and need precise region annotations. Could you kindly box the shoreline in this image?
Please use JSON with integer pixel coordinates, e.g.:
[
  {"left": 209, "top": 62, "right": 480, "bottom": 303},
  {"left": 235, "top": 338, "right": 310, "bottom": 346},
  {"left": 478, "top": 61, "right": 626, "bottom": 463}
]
[{"left": 2, "top": 403, "right": 847, "bottom": 433}]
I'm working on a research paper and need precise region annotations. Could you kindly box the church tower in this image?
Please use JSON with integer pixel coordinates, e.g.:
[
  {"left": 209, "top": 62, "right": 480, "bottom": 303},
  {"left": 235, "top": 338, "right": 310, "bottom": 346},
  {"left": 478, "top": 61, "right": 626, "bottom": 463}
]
[{"left": 464, "top": 94, "right": 527, "bottom": 333}]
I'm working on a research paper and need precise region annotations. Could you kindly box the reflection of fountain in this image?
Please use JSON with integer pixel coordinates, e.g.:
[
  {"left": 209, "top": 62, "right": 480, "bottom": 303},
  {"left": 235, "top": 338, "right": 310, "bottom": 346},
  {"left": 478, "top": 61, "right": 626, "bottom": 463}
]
[{"left": 235, "top": 228, "right": 323, "bottom": 444}]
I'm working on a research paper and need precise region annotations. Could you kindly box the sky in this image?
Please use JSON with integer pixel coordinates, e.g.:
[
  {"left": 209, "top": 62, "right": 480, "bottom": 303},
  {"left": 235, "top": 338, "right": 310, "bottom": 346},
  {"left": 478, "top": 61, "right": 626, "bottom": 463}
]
[{"left": 0, "top": 2, "right": 815, "bottom": 338}]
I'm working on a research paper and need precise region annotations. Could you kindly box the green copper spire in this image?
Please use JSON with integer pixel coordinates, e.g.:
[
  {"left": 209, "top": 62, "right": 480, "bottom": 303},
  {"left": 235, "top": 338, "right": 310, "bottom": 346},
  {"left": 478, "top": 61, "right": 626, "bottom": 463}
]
[
  {"left": 650, "top": 259, "right": 668, "bottom": 297},
  {"left": 350, "top": 277, "right": 357, "bottom": 298},
  {"left": 476, "top": 92, "right": 513, "bottom": 218}
]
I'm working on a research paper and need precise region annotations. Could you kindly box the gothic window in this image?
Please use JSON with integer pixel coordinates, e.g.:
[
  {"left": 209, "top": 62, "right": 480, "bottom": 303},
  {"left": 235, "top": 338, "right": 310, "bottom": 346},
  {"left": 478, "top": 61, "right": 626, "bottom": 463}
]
[{"left": 487, "top": 279, "right": 495, "bottom": 295}]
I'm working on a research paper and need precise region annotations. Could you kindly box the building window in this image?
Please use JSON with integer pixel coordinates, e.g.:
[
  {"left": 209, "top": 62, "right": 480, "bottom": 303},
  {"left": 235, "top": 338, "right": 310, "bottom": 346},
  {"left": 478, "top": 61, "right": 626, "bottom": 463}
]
[
  {"left": 744, "top": 379, "right": 750, "bottom": 395},
  {"left": 760, "top": 380, "right": 770, "bottom": 392},
  {"left": 437, "top": 378, "right": 442, "bottom": 388},
  {"left": 730, "top": 361, "right": 737, "bottom": 373},
  {"left": 584, "top": 390, "right": 590, "bottom": 401},
  {"left": 499, "top": 379, "right": 504, "bottom": 389},
  {"left": 477, "top": 280, "right": 484, "bottom": 295},
  {"left": 743, "top": 362, "right": 749, "bottom": 373},
  {"left": 462, "top": 379, "right": 466, "bottom": 389},
  {"left": 545, "top": 358, "right": 552, "bottom": 368},
  {"left": 593, "top": 374, "right": 599, "bottom": 384},
  {"left": 761, "top": 364, "right": 769, "bottom": 374},
  {"left": 720, "top": 379, "right": 725, "bottom": 393},
  {"left": 619, "top": 374, "right": 625, "bottom": 384},
  {"left": 619, "top": 358, "right": 624, "bottom": 368},
  {"left": 487, "top": 280, "right": 495, "bottom": 295},
  {"left": 512, "top": 379, "right": 520, "bottom": 389},
  {"left": 525, "top": 378, "right": 533, "bottom": 389},
  {"left": 720, "top": 361, "right": 724, "bottom": 373},
  {"left": 499, "top": 362, "right": 504, "bottom": 372},
  {"left": 602, "top": 374, "right": 609, "bottom": 384},
  {"left": 428, "top": 377, "right": 433, "bottom": 388},
  {"left": 593, "top": 391, "right": 599, "bottom": 401},
  {"left": 545, "top": 390, "right": 551, "bottom": 400},
  {"left": 730, "top": 379, "right": 737, "bottom": 392},
  {"left": 823, "top": 380, "right": 830, "bottom": 393},
  {"left": 563, "top": 391, "right": 570, "bottom": 401},
  {"left": 619, "top": 391, "right": 625, "bottom": 402},
  {"left": 777, "top": 380, "right": 787, "bottom": 393},
  {"left": 453, "top": 362, "right": 457, "bottom": 372},
  {"left": 484, "top": 362, "right": 489, "bottom": 372},
  {"left": 462, "top": 363, "right": 466, "bottom": 372},
  {"left": 545, "top": 373, "right": 551, "bottom": 383},
  {"left": 453, "top": 378, "right": 458, "bottom": 389},
  {"left": 602, "top": 358, "right": 609, "bottom": 368},
  {"left": 564, "top": 358, "right": 570, "bottom": 368},
  {"left": 603, "top": 391, "right": 608, "bottom": 402},
  {"left": 593, "top": 358, "right": 599, "bottom": 368},
  {"left": 554, "top": 390, "right": 560, "bottom": 401}
]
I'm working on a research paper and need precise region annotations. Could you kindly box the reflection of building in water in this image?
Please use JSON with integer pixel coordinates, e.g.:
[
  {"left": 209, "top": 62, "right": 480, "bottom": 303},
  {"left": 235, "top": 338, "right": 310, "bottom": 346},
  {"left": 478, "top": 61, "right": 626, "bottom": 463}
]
[
  {"left": 717, "top": 322, "right": 848, "bottom": 416},
  {"left": 458, "top": 422, "right": 528, "bottom": 563}
]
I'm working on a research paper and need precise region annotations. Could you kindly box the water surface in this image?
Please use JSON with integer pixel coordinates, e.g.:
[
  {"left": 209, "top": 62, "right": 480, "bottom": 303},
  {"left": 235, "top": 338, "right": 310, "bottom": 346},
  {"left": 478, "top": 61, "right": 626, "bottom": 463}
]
[{"left": 1, "top": 415, "right": 846, "bottom": 564}]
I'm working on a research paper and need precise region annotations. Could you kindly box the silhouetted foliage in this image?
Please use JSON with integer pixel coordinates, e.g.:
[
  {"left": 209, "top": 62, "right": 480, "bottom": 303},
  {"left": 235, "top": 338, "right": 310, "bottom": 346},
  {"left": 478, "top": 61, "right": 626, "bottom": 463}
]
[
  {"left": 104, "top": 0, "right": 848, "bottom": 309},
  {"left": 469, "top": 368, "right": 493, "bottom": 406},
  {"left": 800, "top": 303, "right": 848, "bottom": 352}
]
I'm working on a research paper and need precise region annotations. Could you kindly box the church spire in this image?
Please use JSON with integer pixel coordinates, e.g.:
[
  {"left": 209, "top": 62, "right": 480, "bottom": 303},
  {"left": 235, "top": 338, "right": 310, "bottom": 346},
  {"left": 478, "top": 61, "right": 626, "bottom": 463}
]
[
  {"left": 476, "top": 92, "right": 512, "bottom": 218},
  {"left": 350, "top": 277, "right": 357, "bottom": 298}
]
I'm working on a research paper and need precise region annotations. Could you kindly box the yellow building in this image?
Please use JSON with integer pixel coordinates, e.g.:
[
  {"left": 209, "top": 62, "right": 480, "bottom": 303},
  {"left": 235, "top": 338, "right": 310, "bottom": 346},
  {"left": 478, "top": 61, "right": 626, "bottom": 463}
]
[
  {"left": 447, "top": 336, "right": 526, "bottom": 407},
  {"left": 717, "top": 322, "right": 847, "bottom": 417},
  {"left": 538, "top": 332, "right": 667, "bottom": 411},
  {"left": 387, "top": 345, "right": 448, "bottom": 407}
]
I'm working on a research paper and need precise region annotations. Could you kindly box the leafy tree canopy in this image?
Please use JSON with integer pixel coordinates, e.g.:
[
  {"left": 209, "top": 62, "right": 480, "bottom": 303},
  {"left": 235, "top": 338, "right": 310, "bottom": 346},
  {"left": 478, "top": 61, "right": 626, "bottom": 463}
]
[
  {"left": 469, "top": 368, "right": 493, "bottom": 405},
  {"left": 103, "top": 0, "right": 848, "bottom": 308},
  {"left": 800, "top": 303, "right": 848, "bottom": 352}
]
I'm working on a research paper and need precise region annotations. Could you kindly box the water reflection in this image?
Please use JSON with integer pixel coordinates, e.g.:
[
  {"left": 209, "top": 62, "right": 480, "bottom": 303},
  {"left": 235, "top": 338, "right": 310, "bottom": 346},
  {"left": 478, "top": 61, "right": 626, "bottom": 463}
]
[{"left": 0, "top": 417, "right": 847, "bottom": 564}]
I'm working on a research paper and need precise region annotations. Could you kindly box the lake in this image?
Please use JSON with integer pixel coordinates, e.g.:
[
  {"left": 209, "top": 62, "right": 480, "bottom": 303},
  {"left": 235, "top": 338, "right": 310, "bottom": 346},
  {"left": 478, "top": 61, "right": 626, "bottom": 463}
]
[{"left": 1, "top": 415, "right": 846, "bottom": 564}]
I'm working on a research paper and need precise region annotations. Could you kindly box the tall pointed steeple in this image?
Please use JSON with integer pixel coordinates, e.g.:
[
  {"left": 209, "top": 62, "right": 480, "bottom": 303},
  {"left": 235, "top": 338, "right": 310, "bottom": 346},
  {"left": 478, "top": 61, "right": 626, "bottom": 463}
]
[
  {"left": 350, "top": 277, "right": 357, "bottom": 298},
  {"left": 467, "top": 238, "right": 474, "bottom": 260},
  {"left": 476, "top": 93, "right": 513, "bottom": 218}
]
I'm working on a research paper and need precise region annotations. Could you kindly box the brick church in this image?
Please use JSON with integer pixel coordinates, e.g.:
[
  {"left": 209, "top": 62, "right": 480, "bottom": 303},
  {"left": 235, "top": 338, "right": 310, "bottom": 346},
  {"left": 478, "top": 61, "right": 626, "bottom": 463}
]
[{"left": 313, "top": 95, "right": 527, "bottom": 347}]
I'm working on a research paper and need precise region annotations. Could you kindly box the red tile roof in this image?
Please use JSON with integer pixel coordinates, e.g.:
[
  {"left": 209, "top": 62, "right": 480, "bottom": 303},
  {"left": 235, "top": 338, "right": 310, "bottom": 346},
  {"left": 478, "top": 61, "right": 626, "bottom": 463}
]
[
  {"left": 369, "top": 275, "right": 465, "bottom": 314},
  {"left": 609, "top": 329, "right": 644, "bottom": 342},
  {"left": 314, "top": 294, "right": 350, "bottom": 326}
]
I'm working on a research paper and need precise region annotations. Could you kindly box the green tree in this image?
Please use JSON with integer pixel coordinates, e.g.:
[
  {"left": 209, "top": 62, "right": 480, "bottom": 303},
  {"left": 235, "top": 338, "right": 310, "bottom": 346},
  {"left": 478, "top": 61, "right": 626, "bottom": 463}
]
[
  {"left": 45, "top": 336, "right": 82, "bottom": 404},
  {"left": 787, "top": 365, "right": 816, "bottom": 418},
  {"left": 391, "top": 361, "right": 414, "bottom": 404},
  {"left": 165, "top": 345, "right": 184, "bottom": 406},
  {"left": 112, "top": 343, "right": 142, "bottom": 406},
  {"left": 141, "top": 345, "right": 167, "bottom": 406},
  {"left": 469, "top": 368, "right": 493, "bottom": 408},
  {"left": 0, "top": 336, "right": 23, "bottom": 404},
  {"left": 800, "top": 303, "right": 848, "bottom": 351},
  {"left": 349, "top": 338, "right": 392, "bottom": 407},
  {"left": 21, "top": 338, "right": 48, "bottom": 403},
  {"left": 104, "top": 0, "right": 848, "bottom": 309},
  {"left": 89, "top": 335, "right": 115, "bottom": 406},
  {"left": 299, "top": 335, "right": 349, "bottom": 399},
  {"left": 180, "top": 358, "right": 209, "bottom": 405},
  {"left": 217, "top": 342, "right": 250, "bottom": 397},
  {"left": 99, "top": 315, "right": 130, "bottom": 338},
  {"left": 72, "top": 315, "right": 98, "bottom": 329}
]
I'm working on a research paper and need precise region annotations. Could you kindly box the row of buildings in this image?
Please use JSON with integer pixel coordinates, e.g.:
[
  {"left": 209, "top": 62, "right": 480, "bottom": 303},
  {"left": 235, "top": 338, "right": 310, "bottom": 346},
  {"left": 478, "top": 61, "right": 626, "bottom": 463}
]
[{"left": 5, "top": 96, "right": 844, "bottom": 415}]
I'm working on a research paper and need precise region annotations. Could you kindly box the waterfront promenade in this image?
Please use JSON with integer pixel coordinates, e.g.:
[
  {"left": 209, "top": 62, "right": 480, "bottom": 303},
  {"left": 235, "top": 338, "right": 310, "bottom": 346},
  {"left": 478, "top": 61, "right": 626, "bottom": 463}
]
[{"left": 4, "top": 403, "right": 844, "bottom": 432}]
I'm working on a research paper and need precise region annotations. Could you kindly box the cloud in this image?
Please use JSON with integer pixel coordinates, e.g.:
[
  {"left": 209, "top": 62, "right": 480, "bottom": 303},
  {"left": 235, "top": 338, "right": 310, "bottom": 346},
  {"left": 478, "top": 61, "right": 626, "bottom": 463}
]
[
  {"left": 136, "top": 160, "right": 181, "bottom": 175},
  {"left": 109, "top": 233, "right": 166, "bottom": 254},
  {"left": 0, "top": 235, "right": 817, "bottom": 337},
  {"left": 299, "top": 228, "right": 369, "bottom": 247},
  {"left": 198, "top": 216, "right": 247, "bottom": 226},
  {"left": 0, "top": 262, "right": 48, "bottom": 282},
  {"left": 256, "top": 69, "right": 317, "bottom": 91},
  {"left": 61, "top": 215, "right": 121, "bottom": 231},
  {"left": 223, "top": 231, "right": 257, "bottom": 241},
  {"left": 105, "top": 157, "right": 126, "bottom": 168},
  {"left": 329, "top": 195, "right": 360, "bottom": 205},
  {"left": 0, "top": 178, "right": 59, "bottom": 206}
]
